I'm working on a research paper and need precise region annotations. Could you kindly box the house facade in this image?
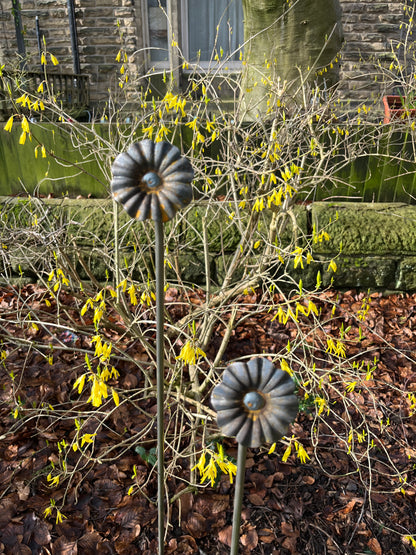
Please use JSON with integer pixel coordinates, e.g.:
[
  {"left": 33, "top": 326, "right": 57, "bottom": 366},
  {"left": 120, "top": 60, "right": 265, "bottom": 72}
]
[{"left": 0, "top": 0, "right": 407, "bottom": 111}]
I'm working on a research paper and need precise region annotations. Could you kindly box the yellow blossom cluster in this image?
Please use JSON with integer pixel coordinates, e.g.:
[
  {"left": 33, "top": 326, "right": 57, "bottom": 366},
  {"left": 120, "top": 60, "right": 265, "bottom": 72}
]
[
  {"left": 192, "top": 444, "right": 237, "bottom": 487},
  {"left": 269, "top": 435, "right": 310, "bottom": 464},
  {"left": 271, "top": 299, "right": 319, "bottom": 325},
  {"left": 177, "top": 340, "right": 206, "bottom": 366}
]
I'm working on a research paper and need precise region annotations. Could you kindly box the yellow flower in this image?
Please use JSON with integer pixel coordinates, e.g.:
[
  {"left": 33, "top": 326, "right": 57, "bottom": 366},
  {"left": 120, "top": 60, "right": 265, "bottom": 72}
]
[
  {"left": 3, "top": 116, "right": 13, "bottom": 132},
  {"left": 80, "top": 297, "right": 94, "bottom": 316},
  {"left": 47, "top": 473, "right": 60, "bottom": 487},
  {"left": 345, "top": 381, "right": 357, "bottom": 393},
  {"left": 93, "top": 301, "right": 105, "bottom": 328},
  {"left": 252, "top": 197, "right": 265, "bottom": 212},
  {"left": 112, "top": 388, "right": 120, "bottom": 406},
  {"left": 327, "top": 259, "right": 337, "bottom": 273},
  {"left": 295, "top": 441, "right": 310, "bottom": 464},
  {"left": 177, "top": 341, "right": 206, "bottom": 365},
  {"left": 191, "top": 452, "right": 206, "bottom": 475},
  {"left": 281, "top": 359, "right": 293, "bottom": 377},
  {"left": 292, "top": 247, "right": 304, "bottom": 269},
  {"left": 73, "top": 373, "right": 86, "bottom": 394},
  {"left": 314, "top": 397, "right": 329, "bottom": 415},
  {"left": 200, "top": 456, "right": 217, "bottom": 487},
  {"left": 268, "top": 443, "right": 276, "bottom": 454},
  {"left": 87, "top": 376, "right": 108, "bottom": 407},
  {"left": 128, "top": 284, "right": 137, "bottom": 305},
  {"left": 16, "top": 94, "right": 31, "bottom": 108},
  {"left": 282, "top": 443, "right": 292, "bottom": 462},
  {"left": 80, "top": 432, "right": 96, "bottom": 447},
  {"left": 43, "top": 505, "right": 53, "bottom": 518},
  {"left": 55, "top": 509, "right": 67, "bottom": 524}
]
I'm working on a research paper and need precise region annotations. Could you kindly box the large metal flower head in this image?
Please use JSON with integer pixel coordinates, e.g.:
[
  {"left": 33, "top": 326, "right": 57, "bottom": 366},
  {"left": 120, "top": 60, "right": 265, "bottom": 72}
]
[
  {"left": 111, "top": 139, "right": 193, "bottom": 222},
  {"left": 211, "top": 358, "right": 298, "bottom": 448}
]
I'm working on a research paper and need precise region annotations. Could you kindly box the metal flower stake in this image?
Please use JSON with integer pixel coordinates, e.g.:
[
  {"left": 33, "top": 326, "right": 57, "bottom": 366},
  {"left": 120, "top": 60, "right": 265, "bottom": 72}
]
[
  {"left": 111, "top": 139, "right": 193, "bottom": 554},
  {"left": 211, "top": 358, "right": 299, "bottom": 555}
]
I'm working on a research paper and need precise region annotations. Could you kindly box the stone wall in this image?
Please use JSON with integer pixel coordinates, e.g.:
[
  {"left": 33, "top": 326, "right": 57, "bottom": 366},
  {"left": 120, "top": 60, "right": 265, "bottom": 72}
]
[
  {"left": 0, "top": 1, "right": 410, "bottom": 111},
  {"left": 339, "top": 0, "right": 405, "bottom": 105},
  {"left": 0, "top": 0, "right": 143, "bottom": 106},
  {"left": 2, "top": 197, "right": 416, "bottom": 291}
]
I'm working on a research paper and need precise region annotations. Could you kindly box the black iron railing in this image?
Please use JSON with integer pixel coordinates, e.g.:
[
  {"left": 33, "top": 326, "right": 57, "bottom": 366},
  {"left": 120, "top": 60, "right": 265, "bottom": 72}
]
[{"left": 0, "top": 71, "right": 89, "bottom": 118}]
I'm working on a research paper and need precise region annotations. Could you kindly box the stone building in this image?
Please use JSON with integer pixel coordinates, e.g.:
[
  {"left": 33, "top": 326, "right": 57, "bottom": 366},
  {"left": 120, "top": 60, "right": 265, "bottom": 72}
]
[{"left": 0, "top": 0, "right": 408, "bottom": 111}]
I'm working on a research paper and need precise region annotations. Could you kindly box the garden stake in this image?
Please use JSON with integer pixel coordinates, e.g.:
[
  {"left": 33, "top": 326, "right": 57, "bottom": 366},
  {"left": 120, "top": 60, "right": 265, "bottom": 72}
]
[
  {"left": 230, "top": 443, "right": 247, "bottom": 555},
  {"left": 111, "top": 139, "right": 193, "bottom": 554},
  {"left": 211, "top": 358, "right": 299, "bottom": 554},
  {"left": 155, "top": 218, "right": 165, "bottom": 555}
]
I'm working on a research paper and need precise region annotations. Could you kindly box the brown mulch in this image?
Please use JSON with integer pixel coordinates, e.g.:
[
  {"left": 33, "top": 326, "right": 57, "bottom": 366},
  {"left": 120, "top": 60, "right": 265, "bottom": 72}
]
[{"left": 0, "top": 285, "right": 416, "bottom": 554}]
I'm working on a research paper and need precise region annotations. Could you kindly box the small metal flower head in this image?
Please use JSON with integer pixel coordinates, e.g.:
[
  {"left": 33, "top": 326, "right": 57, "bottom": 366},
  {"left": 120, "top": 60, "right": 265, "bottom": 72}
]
[
  {"left": 111, "top": 139, "right": 193, "bottom": 222},
  {"left": 211, "top": 358, "right": 298, "bottom": 448}
]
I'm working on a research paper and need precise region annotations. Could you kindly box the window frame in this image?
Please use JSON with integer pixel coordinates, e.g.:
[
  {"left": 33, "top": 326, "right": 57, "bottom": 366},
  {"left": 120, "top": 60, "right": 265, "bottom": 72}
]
[{"left": 142, "top": 0, "right": 242, "bottom": 73}]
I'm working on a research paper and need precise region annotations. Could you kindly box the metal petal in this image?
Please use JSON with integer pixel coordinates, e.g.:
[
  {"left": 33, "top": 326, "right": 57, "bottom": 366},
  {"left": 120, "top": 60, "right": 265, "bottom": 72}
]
[
  {"left": 269, "top": 396, "right": 299, "bottom": 420},
  {"left": 162, "top": 157, "right": 194, "bottom": 179},
  {"left": 154, "top": 141, "right": 180, "bottom": 172},
  {"left": 235, "top": 416, "right": 256, "bottom": 447},
  {"left": 258, "top": 413, "right": 281, "bottom": 444},
  {"left": 263, "top": 410, "right": 291, "bottom": 438},
  {"left": 212, "top": 382, "right": 242, "bottom": 403},
  {"left": 112, "top": 153, "right": 141, "bottom": 178},
  {"left": 111, "top": 175, "right": 138, "bottom": 193},
  {"left": 262, "top": 369, "right": 293, "bottom": 394},
  {"left": 136, "top": 193, "right": 152, "bottom": 221},
  {"left": 120, "top": 191, "right": 147, "bottom": 219},
  {"left": 211, "top": 396, "right": 241, "bottom": 411},
  {"left": 113, "top": 186, "right": 139, "bottom": 205},
  {"left": 158, "top": 191, "right": 178, "bottom": 220},
  {"left": 162, "top": 183, "right": 193, "bottom": 207},
  {"left": 126, "top": 143, "right": 146, "bottom": 167},
  {"left": 246, "top": 358, "right": 266, "bottom": 388},
  {"left": 150, "top": 193, "right": 162, "bottom": 221},
  {"left": 217, "top": 410, "right": 246, "bottom": 438},
  {"left": 268, "top": 379, "right": 296, "bottom": 398},
  {"left": 257, "top": 359, "right": 277, "bottom": 390},
  {"left": 224, "top": 362, "right": 250, "bottom": 391},
  {"left": 130, "top": 139, "right": 154, "bottom": 167},
  {"left": 164, "top": 170, "right": 194, "bottom": 184}
]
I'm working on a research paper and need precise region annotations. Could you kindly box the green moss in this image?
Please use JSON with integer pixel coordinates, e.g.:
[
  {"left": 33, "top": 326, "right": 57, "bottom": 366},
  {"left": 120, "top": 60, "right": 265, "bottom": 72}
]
[{"left": 312, "top": 202, "right": 416, "bottom": 255}]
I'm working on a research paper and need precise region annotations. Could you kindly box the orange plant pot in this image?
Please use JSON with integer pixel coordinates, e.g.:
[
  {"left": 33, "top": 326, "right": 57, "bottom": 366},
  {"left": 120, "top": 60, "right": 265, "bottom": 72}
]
[{"left": 383, "top": 95, "right": 416, "bottom": 123}]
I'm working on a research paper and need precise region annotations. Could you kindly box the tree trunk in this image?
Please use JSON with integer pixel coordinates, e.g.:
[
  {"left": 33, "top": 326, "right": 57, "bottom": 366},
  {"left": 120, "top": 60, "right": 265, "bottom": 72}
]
[{"left": 240, "top": 0, "right": 343, "bottom": 117}]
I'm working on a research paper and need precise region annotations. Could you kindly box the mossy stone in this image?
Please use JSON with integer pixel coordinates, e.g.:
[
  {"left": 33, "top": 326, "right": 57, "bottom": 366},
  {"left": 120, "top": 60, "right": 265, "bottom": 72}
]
[{"left": 312, "top": 202, "right": 416, "bottom": 255}]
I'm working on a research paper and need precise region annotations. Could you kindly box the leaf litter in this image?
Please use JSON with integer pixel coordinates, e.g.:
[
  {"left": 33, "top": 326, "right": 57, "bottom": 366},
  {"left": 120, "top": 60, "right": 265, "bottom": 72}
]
[{"left": 0, "top": 285, "right": 416, "bottom": 554}]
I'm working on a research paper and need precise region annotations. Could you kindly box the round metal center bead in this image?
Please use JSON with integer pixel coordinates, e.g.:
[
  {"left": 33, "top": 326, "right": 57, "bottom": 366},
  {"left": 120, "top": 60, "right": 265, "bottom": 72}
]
[
  {"left": 142, "top": 171, "right": 161, "bottom": 189},
  {"left": 243, "top": 391, "right": 266, "bottom": 411}
]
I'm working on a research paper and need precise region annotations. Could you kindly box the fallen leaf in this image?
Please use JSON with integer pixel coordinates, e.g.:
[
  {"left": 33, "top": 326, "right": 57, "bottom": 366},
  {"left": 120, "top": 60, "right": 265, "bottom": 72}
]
[
  {"left": 368, "top": 537, "right": 382, "bottom": 555},
  {"left": 218, "top": 525, "right": 232, "bottom": 547}
]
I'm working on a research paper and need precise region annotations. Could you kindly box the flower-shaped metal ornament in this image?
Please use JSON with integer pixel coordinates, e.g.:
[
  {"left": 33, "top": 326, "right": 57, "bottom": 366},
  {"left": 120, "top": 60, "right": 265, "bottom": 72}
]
[
  {"left": 211, "top": 358, "right": 298, "bottom": 448},
  {"left": 111, "top": 139, "right": 193, "bottom": 222}
]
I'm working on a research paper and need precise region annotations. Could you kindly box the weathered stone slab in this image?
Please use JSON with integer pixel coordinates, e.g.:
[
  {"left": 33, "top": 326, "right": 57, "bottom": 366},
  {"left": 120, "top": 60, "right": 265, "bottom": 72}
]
[
  {"left": 312, "top": 202, "right": 416, "bottom": 256},
  {"left": 396, "top": 257, "right": 416, "bottom": 291}
]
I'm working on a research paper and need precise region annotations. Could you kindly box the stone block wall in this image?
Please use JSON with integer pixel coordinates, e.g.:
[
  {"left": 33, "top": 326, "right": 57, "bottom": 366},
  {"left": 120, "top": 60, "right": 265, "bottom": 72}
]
[
  {"left": 339, "top": 0, "right": 405, "bottom": 104},
  {"left": 0, "top": 1, "right": 410, "bottom": 111},
  {"left": 0, "top": 0, "right": 144, "bottom": 106},
  {"left": 2, "top": 197, "right": 416, "bottom": 292}
]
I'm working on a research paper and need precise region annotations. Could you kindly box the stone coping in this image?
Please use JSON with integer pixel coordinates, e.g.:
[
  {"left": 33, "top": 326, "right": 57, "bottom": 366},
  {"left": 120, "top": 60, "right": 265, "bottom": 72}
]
[{"left": 2, "top": 197, "right": 416, "bottom": 290}]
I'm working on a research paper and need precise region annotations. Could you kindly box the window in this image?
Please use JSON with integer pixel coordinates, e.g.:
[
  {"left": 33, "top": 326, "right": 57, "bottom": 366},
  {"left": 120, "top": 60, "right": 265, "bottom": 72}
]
[
  {"left": 144, "top": 0, "right": 243, "bottom": 69},
  {"left": 146, "top": 0, "right": 169, "bottom": 63}
]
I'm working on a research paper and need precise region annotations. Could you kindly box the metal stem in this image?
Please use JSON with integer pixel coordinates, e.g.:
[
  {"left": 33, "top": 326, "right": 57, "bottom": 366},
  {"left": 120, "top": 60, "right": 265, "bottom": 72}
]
[
  {"left": 230, "top": 443, "right": 247, "bottom": 555},
  {"left": 67, "top": 0, "right": 81, "bottom": 75},
  {"left": 155, "top": 219, "right": 165, "bottom": 555}
]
